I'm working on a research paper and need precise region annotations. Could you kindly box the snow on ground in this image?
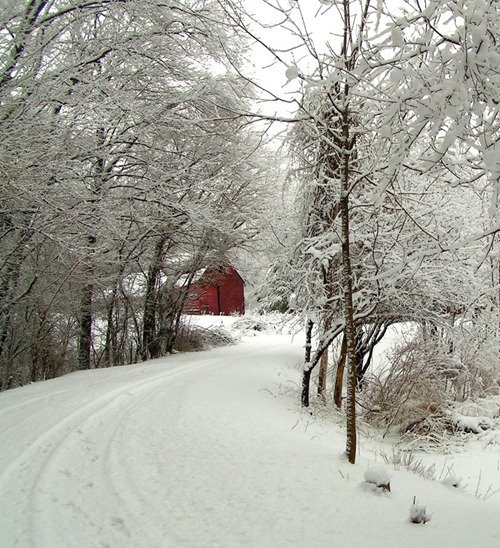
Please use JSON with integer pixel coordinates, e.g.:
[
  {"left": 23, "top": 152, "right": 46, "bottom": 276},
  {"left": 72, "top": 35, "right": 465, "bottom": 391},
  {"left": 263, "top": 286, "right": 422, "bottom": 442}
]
[{"left": 0, "top": 320, "right": 499, "bottom": 547}]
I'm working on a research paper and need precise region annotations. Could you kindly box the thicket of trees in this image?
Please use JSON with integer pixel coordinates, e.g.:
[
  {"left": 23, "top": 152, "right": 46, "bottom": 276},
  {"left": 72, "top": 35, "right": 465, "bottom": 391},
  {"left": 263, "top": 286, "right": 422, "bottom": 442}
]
[
  {"left": 224, "top": 0, "right": 499, "bottom": 462},
  {"left": 0, "top": 0, "right": 269, "bottom": 388}
]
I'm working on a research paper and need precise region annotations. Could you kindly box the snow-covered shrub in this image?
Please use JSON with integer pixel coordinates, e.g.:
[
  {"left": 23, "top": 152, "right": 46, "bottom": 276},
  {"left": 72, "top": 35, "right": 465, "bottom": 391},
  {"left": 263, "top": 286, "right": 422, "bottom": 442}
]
[
  {"left": 230, "top": 316, "right": 270, "bottom": 334},
  {"left": 445, "top": 314, "right": 500, "bottom": 401},
  {"left": 230, "top": 312, "right": 292, "bottom": 336},
  {"left": 409, "top": 497, "right": 431, "bottom": 524},
  {"left": 452, "top": 395, "right": 500, "bottom": 420},
  {"left": 361, "top": 337, "right": 451, "bottom": 435},
  {"left": 447, "top": 396, "right": 500, "bottom": 445},
  {"left": 451, "top": 413, "right": 494, "bottom": 434},
  {"left": 173, "top": 325, "right": 235, "bottom": 352},
  {"left": 364, "top": 465, "right": 391, "bottom": 491},
  {"left": 361, "top": 320, "right": 500, "bottom": 439},
  {"left": 441, "top": 475, "right": 461, "bottom": 488},
  {"left": 381, "top": 448, "right": 436, "bottom": 481}
]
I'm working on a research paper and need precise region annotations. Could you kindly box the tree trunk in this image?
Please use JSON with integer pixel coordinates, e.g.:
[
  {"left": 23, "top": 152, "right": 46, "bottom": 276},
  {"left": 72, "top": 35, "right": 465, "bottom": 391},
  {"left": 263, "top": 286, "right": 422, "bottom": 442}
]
[
  {"left": 0, "top": 230, "right": 32, "bottom": 360},
  {"left": 317, "top": 346, "right": 328, "bottom": 402},
  {"left": 77, "top": 122, "right": 106, "bottom": 371},
  {"left": 355, "top": 323, "right": 388, "bottom": 390},
  {"left": 341, "top": 188, "right": 357, "bottom": 463},
  {"left": 103, "top": 254, "right": 130, "bottom": 367},
  {"left": 103, "top": 282, "right": 119, "bottom": 366},
  {"left": 77, "top": 276, "right": 93, "bottom": 370},
  {"left": 301, "top": 319, "right": 314, "bottom": 407},
  {"left": 340, "top": 71, "right": 357, "bottom": 463},
  {"left": 334, "top": 333, "right": 347, "bottom": 409},
  {"left": 142, "top": 236, "right": 166, "bottom": 360}
]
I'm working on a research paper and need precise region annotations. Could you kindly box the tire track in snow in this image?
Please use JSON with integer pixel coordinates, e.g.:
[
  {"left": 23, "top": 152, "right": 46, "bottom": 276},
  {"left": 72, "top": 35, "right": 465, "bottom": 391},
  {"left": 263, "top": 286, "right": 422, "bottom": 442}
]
[
  {"left": 98, "top": 376, "right": 199, "bottom": 546},
  {"left": 100, "top": 341, "right": 293, "bottom": 546},
  {"left": 52, "top": 359, "right": 221, "bottom": 547},
  {"left": 0, "top": 357, "right": 219, "bottom": 547},
  {"left": 99, "top": 357, "right": 234, "bottom": 546},
  {"left": 0, "top": 364, "right": 177, "bottom": 433}
]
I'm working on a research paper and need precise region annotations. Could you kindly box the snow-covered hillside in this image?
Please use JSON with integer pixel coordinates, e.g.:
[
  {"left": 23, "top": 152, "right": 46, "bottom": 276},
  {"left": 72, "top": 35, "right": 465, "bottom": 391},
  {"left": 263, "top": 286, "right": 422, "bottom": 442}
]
[{"left": 0, "top": 327, "right": 499, "bottom": 547}]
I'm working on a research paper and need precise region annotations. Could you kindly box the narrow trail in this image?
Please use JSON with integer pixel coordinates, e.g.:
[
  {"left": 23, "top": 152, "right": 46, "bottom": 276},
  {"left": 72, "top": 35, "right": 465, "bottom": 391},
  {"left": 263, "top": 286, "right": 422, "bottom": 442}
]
[{"left": 1, "top": 334, "right": 499, "bottom": 548}]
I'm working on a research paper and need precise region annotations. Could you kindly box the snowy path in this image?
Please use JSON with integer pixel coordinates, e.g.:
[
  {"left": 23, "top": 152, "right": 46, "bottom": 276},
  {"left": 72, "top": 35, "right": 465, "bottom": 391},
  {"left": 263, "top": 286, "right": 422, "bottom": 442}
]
[{"left": 0, "top": 334, "right": 499, "bottom": 547}]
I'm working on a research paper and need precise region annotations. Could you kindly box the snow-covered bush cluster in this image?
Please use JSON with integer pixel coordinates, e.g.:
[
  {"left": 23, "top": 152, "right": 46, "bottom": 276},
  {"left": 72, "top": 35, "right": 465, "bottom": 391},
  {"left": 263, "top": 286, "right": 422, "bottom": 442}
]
[
  {"left": 361, "top": 320, "right": 500, "bottom": 439},
  {"left": 173, "top": 325, "right": 235, "bottom": 352},
  {"left": 363, "top": 466, "right": 391, "bottom": 492},
  {"left": 451, "top": 395, "right": 500, "bottom": 445},
  {"left": 230, "top": 312, "right": 294, "bottom": 337},
  {"left": 381, "top": 449, "right": 438, "bottom": 481},
  {"left": 361, "top": 337, "right": 456, "bottom": 435},
  {"left": 409, "top": 497, "right": 431, "bottom": 524}
]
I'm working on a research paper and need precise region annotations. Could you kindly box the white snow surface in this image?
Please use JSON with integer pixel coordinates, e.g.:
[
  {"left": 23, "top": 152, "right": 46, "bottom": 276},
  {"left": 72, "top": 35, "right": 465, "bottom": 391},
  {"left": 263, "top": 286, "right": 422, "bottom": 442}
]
[{"left": 1, "top": 324, "right": 499, "bottom": 547}]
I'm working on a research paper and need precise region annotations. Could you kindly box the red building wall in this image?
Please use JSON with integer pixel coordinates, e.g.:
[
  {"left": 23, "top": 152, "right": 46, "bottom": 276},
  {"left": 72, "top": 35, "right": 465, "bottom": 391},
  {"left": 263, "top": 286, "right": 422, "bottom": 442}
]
[
  {"left": 184, "top": 266, "right": 245, "bottom": 315},
  {"left": 184, "top": 284, "right": 218, "bottom": 315},
  {"left": 218, "top": 267, "right": 245, "bottom": 315}
]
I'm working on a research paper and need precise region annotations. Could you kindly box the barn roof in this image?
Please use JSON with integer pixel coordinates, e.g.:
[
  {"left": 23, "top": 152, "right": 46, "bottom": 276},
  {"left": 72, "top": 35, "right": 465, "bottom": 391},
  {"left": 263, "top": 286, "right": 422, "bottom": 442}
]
[{"left": 175, "top": 268, "right": 208, "bottom": 288}]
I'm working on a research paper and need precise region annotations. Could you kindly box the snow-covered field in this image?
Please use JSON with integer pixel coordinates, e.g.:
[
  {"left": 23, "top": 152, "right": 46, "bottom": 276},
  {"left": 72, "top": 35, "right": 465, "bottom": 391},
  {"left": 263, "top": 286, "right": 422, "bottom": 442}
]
[{"left": 0, "top": 319, "right": 499, "bottom": 547}]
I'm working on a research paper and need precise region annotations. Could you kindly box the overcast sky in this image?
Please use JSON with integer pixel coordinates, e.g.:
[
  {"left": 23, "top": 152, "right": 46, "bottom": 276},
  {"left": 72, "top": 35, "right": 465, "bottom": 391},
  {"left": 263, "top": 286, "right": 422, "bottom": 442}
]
[{"left": 242, "top": 0, "right": 406, "bottom": 121}]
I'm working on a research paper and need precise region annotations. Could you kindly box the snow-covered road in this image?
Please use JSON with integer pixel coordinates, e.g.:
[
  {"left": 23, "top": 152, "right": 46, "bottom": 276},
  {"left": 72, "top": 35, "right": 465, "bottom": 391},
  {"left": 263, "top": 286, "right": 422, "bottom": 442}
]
[
  {"left": 0, "top": 336, "right": 304, "bottom": 546},
  {"left": 1, "top": 334, "right": 499, "bottom": 547}
]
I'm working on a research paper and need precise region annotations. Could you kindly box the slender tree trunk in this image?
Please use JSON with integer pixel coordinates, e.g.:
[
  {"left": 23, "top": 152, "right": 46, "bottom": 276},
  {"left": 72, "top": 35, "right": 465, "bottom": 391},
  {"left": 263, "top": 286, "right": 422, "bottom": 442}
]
[
  {"left": 30, "top": 307, "right": 49, "bottom": 382},
  {"left": 334, "top": 333, "right": 347, "bottom": 409},
  {"left": 158, "top": 258, "right": 204, "bottom": 355},
  {"left": 104, "top": 257, "right": 128, "bottom": 366},
  {"left": 77, "top": 240, "right": 94, "bottom": 371},
  {"left": 317, "top": 345, "right": 328, "bottom": 402},
  {"left": 142, "top": 236, "right": 166, "bottom": 360},
  {"left": 0, "top": 277, "right": 15, "bottom": 361},
  {"left": 340, "top": 186, "right": 357, "bottom": 463},
  {"left": 301, "top": 319, "right": 314, "bottom": 407},
  {"left": 104, "top": 292, "right": 117, "bottom": 366},
  {"left": 317, "top": 315, "right": 332, "bottom": 401},
  {"left": 77, "top": 231, "right": 96, "bottom": 371},
  {"left": 78, "top": 282, "right": 93, "bottom": 370},
  {"left": 0, "top": 231, "right": 32, "bottom": 359},
  {"left": 78, "top": 122, "right": 107, "bottom": 371},
  {"left": 356, "top": 323, "right": 388, "bottom": 389},
  {"left": 354, "top": 327, "right": 364, "bottom": 387},
  {"left": 340, "top": 64, "right": 357, "bottom": 462}
]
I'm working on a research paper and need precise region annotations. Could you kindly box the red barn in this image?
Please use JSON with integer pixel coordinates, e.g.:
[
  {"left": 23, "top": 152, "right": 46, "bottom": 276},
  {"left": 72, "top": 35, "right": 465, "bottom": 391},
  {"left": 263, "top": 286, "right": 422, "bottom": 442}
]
[{"left": 184, "top": 265, "right": 245, "bottom": 315}]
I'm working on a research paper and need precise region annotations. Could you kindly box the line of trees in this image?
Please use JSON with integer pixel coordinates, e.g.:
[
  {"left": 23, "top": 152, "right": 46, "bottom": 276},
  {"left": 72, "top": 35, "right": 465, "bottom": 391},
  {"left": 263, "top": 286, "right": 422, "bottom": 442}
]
[{"left": 0, "top": 0, "right": 270, "bottom": 388}]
